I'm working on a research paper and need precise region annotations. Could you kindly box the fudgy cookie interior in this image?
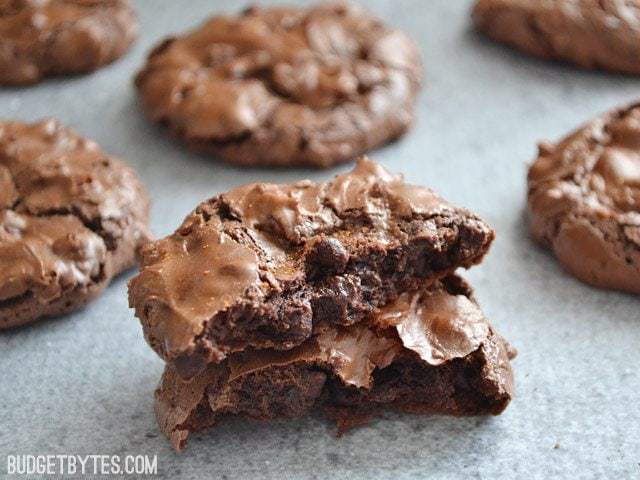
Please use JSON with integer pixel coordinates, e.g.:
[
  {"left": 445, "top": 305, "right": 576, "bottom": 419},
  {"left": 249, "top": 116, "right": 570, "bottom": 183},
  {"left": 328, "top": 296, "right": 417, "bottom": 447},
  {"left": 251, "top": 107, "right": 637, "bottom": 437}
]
[{"left": 155, "top": 276, "right": 515, "bottom": 450}]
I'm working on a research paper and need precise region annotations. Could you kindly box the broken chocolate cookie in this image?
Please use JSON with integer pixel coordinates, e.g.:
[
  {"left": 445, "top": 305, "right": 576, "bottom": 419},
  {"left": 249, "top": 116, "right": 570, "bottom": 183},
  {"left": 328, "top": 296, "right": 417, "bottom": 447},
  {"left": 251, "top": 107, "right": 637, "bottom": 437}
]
[
  {"left": 129, "top": 158, "right": 495, "bottom": 378},
  {"left": 155, "top": 276, "right": 516, "bottom": 450}
]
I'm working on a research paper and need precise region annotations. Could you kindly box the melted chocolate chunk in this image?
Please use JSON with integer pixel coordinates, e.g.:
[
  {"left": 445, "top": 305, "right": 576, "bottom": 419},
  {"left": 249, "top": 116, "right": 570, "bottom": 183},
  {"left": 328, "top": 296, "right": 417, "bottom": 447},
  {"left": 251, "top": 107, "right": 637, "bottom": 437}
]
[{"left": 305, "top": 238, "right": 349, "bottom": 280}]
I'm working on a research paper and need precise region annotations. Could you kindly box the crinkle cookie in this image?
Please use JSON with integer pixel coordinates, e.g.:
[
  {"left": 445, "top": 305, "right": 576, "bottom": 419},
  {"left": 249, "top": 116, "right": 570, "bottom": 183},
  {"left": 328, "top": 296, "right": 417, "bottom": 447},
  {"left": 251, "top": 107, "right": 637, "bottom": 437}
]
[
  {"left": 135, "top": 2, "right": 423, "bottom": 168},
  {"left": 0, "top": 0, "right": 137, "bottom": 85},
  {"left": 473, "top": 0, "right": 640, "bottom": 75},
  {"left": 528, "top": 103, "right": 640, "bottom": 294},
  {"left": 0, "top": 119, "right": 151, "bottom": 328}
]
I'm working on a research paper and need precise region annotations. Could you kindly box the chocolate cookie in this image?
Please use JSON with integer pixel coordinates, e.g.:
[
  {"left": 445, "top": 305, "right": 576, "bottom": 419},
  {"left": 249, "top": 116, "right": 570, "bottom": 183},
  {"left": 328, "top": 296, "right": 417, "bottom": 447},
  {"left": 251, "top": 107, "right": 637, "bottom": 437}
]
[
  {"left": 129, "top": 158, "right": 495, "bottom": 379},
  {"left": 472, "top": 0, "right": 640, "bottom": 75},
  {"left": 134, "top": 3, "right": 422, "bottom": 168},
  {"left": 155, "top": 275, "right": 516, "bottom": 450},
  {"left": 0, "top": 119, "right": 151, "bottom": 328},
  {"left": 0, "top": 0, "right": 137, "bottom": 85},
  {"left": 528, "top": 103, "right": 640, "bottom": 294}
]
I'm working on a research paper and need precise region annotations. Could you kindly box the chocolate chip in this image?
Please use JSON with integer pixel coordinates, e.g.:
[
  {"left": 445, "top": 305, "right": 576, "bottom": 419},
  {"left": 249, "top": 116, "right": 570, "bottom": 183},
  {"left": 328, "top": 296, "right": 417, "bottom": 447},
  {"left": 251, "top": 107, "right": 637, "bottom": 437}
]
[{"left": 305, "top": 238, "right": 349, "bottom": 280}]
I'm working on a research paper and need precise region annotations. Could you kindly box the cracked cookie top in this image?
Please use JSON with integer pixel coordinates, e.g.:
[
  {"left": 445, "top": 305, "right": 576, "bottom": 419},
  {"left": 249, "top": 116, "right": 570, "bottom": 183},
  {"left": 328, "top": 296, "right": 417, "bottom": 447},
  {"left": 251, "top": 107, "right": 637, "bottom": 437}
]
[
  {"left": 129, "top": 158, "right": 495, "bottom": 377},
  {"left": 472, "top": 0, "right": 640, "bottom": 75},
  {"left": 0, "top": 119, "right": 151, "bottom": 323},
  {"left": 528, "top": 103, "right": 640, "bottom": 293},
  {"left": 134, "top": 2, "right": 423, "bottom": 168},
  {"left": 0, "top": 0, "right": 137, "bottom": 85}
]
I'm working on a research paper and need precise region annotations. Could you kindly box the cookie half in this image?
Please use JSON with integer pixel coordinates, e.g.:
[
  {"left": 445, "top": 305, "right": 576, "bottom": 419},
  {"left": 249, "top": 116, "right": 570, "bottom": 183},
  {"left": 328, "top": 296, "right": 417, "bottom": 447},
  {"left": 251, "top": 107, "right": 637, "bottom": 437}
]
[
  {"left": 129, "top": 158, "right": 495, "bottom": 379},
  {"left": 528, "top": 103, "right": 640, "bottom": 294},
  {"left": 472, "top": 0, "right": 640, "bottom": 75},
  {"left": 134, "top": 2, "right": 422, "bottom": 168},
  {"left": 0, "top": 0, "right": 138, "bottom": 85},
  {"left": 155, "top": 275, "right": 516, "bottom": 451},
  {"left": 0, "top": 119, "right": 151, "bottom": 328}
]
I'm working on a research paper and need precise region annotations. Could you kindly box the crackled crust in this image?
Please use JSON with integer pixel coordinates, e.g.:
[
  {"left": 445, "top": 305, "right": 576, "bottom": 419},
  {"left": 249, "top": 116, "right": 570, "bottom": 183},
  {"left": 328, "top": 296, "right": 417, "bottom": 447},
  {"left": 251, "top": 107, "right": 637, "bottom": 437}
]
[
  {"left": 473, "top": 0, "right": 640, "bottom": 75},
  {"left": 134, "top": 2, "right": 423, "bottom": 167},
  {"left": 0, "top": 119, "right": 151, "bottom": 327},
  {"left": 0, "top": 0, "right": 137, "bottom": 85},
  {"left": 527, "top": 103, "right": 640, "bottom": 293}
]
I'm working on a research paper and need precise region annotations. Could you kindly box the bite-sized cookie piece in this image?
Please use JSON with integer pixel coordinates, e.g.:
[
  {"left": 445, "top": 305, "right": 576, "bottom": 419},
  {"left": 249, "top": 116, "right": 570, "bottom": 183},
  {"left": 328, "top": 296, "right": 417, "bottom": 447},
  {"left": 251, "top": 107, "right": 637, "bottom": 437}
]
[
  {"left": 129, "top": 158, "right": 495, "bottom": 379},
  {"left": 528, "top": 103, "right": 640, "bottom": 294},
  {"left": 472, "top": 0, "right": 640, "bottom": 75},
  {"left": 0, "top": 119, "right": 151, "bottom": 328},
  {"left": 134, "top": 2, "right": 422, "bottom": 168},
  {"left": 0, "top": 0, "right": 138, "bottom": 85},
  {"left": 155, "top": 276, "right": 516, "bottom": 451}
]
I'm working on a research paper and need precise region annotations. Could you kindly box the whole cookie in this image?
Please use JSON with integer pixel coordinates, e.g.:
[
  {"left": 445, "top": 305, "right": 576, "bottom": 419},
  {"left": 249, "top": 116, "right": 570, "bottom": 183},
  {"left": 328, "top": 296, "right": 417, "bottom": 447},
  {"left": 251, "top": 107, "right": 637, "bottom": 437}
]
[
  {"left": 472, "top": 0, "right": 640, "bottom": 75},
  {"left": 528, "top": 103, "right": 640, "bottom": 294},
  {"left": 135, "top": 2, "right": 423, "bottom": 168},
  {"left": 0, "top": 0, "right": 138, "bottom": 85},
  {"left": 0, "top": 119, "right": 151, "bottom": 328}
]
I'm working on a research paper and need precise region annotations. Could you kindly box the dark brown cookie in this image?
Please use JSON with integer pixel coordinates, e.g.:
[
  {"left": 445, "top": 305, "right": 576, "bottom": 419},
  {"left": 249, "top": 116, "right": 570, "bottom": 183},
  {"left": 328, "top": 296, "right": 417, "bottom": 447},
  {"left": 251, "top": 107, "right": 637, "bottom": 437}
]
[
  {"left": 134, "top": 2, "right": 422, "bottom": 168},
  {"left": 0, "top": 0, "right": 137, "bottom": 85},
  {"left": 155, "top": 275, "right": 516, "bottom": 451},
  {"left": 0, "top": 119, "right": 151, "bottom": 328},
  {"left": 528, "top": 103, "right": 640, "bottom": 294},
  {"left": 472, "top": 0, "right": 640, "bottom": 75},
  {"left": 128, "top": 158, "right": 495, "bottom": 379}
]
